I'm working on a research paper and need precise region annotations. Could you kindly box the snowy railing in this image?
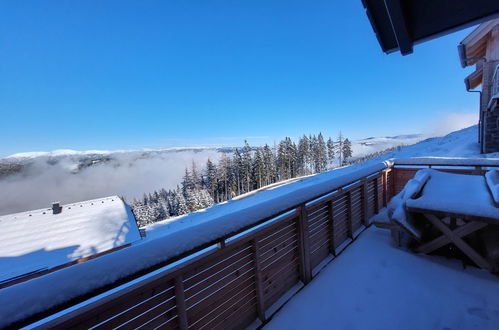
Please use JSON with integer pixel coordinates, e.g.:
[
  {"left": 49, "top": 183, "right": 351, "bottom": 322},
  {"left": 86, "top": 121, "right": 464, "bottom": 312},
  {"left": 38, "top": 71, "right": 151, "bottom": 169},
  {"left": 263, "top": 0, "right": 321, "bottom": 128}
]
[
  {"left": 23, "top": 164, "right": 393, "bottom": 329},
  {"left": 392, "top": 157, "right": 499, "bottom": 195}
]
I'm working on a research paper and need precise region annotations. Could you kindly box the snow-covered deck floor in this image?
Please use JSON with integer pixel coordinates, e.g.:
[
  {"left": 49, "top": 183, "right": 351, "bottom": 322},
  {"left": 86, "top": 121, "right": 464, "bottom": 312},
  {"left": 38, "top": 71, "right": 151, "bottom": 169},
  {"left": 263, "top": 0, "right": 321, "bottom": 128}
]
[{"left": 265, "top": 227, "right": 499, "bottom": 330}]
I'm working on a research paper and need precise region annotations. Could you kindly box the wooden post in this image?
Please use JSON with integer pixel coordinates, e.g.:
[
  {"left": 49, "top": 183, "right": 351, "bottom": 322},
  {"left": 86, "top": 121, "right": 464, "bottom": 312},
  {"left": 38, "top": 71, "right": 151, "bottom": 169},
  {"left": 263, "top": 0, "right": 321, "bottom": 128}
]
[
  {"left": 382, "top": 171, "right": 388, "bottom": 207},
  {"left": 297, "top": 204, "right": 312, "bottom": 284},
  {"left": 424, "top": 214, "right": 492, "bottom": 271},
  {"left": 327, "top": 200, "right": 336, "bottom": 256},
  {"left": 373, "top": 177, "right": 379, "bottom": 214},
  {"left": 362, "top": 180, "right": 369, "bottom": 226},
  {"left": 252, "top": 239, "right": 266, "bottom": 323},
  {"left": 174, "top": 275, "right": 188, "bottom": 330},
  {"left": 346, "top": 191, "right": 353, "bottom": 238}
]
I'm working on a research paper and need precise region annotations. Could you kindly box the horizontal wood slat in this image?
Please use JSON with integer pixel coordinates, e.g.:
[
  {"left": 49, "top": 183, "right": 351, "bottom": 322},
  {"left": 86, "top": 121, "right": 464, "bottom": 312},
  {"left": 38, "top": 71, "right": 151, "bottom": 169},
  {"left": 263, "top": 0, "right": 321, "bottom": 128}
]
[{"left": 30, "top": 165, "right": 398, "bottom": 330}]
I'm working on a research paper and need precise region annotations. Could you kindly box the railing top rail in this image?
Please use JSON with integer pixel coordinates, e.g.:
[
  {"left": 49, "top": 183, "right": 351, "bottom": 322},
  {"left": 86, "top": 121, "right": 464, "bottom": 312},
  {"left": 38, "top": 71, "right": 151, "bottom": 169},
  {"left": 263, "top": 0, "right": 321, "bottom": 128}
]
[{"left": 394, "top": 157, "right": 499, "bottom": 167}]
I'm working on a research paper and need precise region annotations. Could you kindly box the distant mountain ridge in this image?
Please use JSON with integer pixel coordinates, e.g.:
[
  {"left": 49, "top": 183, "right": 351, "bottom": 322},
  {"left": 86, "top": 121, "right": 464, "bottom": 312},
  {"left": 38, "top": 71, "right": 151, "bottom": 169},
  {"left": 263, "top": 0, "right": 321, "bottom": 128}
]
[{"left": 0, "top": 134, "right": 425, "bottom": 179}]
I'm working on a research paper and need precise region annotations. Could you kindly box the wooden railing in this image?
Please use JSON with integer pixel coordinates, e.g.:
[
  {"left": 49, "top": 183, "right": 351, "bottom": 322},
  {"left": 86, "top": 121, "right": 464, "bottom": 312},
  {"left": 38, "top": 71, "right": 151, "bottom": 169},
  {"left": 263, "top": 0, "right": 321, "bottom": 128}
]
[
  {"left": 392, "top": 158, "right": 499, "bottom": 195},
  {"left": 29, "top": 166, "right": 393, "bottom": 329}
]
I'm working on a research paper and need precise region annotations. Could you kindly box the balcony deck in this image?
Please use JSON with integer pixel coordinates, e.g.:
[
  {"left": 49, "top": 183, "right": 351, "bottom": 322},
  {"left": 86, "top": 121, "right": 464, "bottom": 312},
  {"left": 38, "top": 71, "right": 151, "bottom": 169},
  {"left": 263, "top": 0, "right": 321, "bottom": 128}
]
[
  {"left": 265, "top": 226, "right": 499, "bottom": 330},
  {"left": 7, "top": 158, "right": 499, "bottom": 329}
]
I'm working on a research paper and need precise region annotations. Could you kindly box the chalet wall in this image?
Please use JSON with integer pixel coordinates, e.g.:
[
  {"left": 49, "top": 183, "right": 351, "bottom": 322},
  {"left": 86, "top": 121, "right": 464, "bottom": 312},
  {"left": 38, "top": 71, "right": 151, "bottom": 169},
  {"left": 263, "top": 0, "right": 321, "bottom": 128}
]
[{"left": 483, "top": 103, "right": 499, "bottom": 153}]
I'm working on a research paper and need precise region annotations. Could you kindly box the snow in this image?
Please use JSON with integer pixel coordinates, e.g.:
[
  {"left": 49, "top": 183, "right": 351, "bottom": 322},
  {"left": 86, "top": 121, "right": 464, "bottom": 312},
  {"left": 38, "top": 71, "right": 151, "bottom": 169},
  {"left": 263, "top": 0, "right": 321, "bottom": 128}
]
[
  {"left": 395, "top": 157, "right": 499, "bottom": 167},
  {"left": 3, "top": 146, "right": 223, "bottom": 160},
  {"left": 378, "top": 126, "right": 499, "bottom": 159},
  {"left": 385, "top": 169, "right": 431, "bottom": 238},
  {"left": 406, "top": 170, "right": 499, "bottom": 220},
  {"left": 265, "top": 227, "right": 499, "bottom": 330},
  {"left": 0, "top": 161, "right": 390, "bottom": 327},
  {"left": 2, "top": 126, "right": 499, "bottom": 327},
  {"left": 485, "top": 170, "right": 499, "bottom": 206},
  {"left": 0, "top": 196, "right": 141, "bottom": 285}
]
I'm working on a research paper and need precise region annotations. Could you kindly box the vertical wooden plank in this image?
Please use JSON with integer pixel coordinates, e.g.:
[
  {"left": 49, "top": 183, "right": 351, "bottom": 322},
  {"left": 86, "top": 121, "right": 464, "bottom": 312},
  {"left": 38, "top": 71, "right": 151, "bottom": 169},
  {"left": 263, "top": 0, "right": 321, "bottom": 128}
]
[
  {"left": 362, "top": 179, "right": 369, "bottom": 226},
  {"left": 252, "top": 239, "right": 266, "bottom": 323},
  {"left": 346, "top": 191, "right": 353, "bottom": 238},
  {"left": 373, "top": 176, "right": 379, "bottom": 214},
  {"left": 382, "top": 170, "right": 388, "bottom": 207},
  {"left": 327, "top": 200, "right": 336, "bottom": 256},
  {"left": 174, "top": 275, "right": 188, "bottom": 330},
  {"left": 296, "top": 204, "right": 312, "bottom": 284}
]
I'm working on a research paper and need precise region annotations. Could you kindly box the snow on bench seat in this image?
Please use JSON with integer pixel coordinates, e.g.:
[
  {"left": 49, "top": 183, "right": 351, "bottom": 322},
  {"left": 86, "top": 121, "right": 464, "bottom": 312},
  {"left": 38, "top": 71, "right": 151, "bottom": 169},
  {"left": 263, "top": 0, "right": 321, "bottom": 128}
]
[
  {"left": 386, "top": 169, "right": 431, "bottom": 239},
  {"left": 485, "top": 170, "right": 499, "bottom": 207},
  {"left": 406, "top": 170, "right": 499, "bottom": 221}
]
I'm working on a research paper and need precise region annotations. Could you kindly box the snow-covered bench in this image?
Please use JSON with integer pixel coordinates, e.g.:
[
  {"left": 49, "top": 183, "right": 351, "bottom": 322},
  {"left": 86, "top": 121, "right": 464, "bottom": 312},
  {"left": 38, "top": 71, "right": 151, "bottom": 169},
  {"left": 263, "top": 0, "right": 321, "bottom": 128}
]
[
  {"left": 373, "top": 169, "right": 431, "bottom": 245},
  {"left": 406, "top": 169, "right": 499, "bottom": 272}
]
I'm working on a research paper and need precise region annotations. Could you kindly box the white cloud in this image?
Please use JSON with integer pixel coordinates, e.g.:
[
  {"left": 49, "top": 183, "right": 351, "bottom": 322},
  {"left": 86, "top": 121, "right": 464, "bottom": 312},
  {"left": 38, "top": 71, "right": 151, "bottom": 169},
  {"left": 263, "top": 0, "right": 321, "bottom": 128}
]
[
  {"left": 425, "top": 112, "right": 477, "bottom": 137},
  {"left": 0, "top": 150, "right": 222, "bottom": 215}
]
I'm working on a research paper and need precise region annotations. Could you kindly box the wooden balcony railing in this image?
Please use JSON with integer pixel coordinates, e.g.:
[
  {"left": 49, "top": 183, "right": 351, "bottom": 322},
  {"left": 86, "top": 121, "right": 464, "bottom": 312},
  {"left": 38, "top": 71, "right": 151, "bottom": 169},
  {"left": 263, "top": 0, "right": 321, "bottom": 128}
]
[
  {"left": 25, "top": 158, "right": 498, "bottom": 329},
  {"left": 26, "top": 164, "right": 391, "bottom": 329}
]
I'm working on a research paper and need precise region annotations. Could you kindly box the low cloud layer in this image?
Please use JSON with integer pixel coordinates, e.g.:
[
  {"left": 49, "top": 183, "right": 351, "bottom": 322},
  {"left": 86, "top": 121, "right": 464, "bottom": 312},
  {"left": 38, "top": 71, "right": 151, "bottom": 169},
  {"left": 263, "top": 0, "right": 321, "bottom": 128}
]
[
  {"left": 0, "top": 150, "right": 221, "bottom": 215},
  {"left": 425, "top": 112, "right": 477, "bottom": 137}
]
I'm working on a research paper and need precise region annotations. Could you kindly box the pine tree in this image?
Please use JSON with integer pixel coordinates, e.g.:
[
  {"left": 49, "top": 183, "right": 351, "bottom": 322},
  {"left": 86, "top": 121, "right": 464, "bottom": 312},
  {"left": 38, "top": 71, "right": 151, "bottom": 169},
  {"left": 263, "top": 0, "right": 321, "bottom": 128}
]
[
  {"left": 242, "top": 141, "right": 252, "bottom": 193},
  {"left": 336, "top": 131, "right": 344, "bottom": 167},
  {"left": 316, "top": 133, "right": 328, "bottom": 173},
  {"left": 327, "top": 137, "right": 335, "bottom": 168},
  {"left": 232, "top": 149, "right": 243, "bottom": 195},
  {"left": 342, "top": 138, "right": 353, "bottom": 164},
  {"left": 297, "top": 135, "right": 311, "bottom": 175},
  {"left": 262, "top": 144, "right": 276, "bottom": 186},
  {"left": 176, "top": 186, "right": 189, "bottom": 215},
  {"left": 205, "top": 159, "right": 218, "bottom": 202},
  {"left": 252, "top": 148, "right": 265, "bottom": 189}
]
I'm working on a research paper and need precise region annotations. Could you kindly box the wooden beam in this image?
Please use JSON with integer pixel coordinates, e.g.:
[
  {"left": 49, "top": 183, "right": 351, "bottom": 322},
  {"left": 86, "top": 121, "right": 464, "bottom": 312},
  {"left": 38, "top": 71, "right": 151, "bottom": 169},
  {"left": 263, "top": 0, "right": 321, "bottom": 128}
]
[
  {"left": 423, "top": 214, "right": 492, "bottom": 271},
  {"left": 417, "top": 221, "right": 487, "bottom": 254},
  {"left": 252, "top": 239, "right": 266, "bottom": 323},
  {"left": 346, "top": 191, "right": 354, "bottom": 238},
  {"left": 327, "top": 200, "right": 336, "bottom": 256},
  {"left": 297, "top": 204, "right": 312, "bottom": 284},
  {"left": 174, "top": 275, "right": 188, "bottom": 330},
  {"left": 362, "top": 180, "right": 369, "bottom": 226},
  {"left": 383, "top": 0, "right": 414, "bottom": 55}
]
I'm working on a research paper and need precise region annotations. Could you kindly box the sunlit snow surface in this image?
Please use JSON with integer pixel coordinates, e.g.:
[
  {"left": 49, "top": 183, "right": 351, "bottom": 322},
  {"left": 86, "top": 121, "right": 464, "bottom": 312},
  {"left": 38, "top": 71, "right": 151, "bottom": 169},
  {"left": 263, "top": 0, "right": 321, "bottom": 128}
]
[
  {"left": 0, "top": 196, "right": 141, "bottom": 284},
  {"left": 266, "top": 227, "right": 499, "bottom": 330}
]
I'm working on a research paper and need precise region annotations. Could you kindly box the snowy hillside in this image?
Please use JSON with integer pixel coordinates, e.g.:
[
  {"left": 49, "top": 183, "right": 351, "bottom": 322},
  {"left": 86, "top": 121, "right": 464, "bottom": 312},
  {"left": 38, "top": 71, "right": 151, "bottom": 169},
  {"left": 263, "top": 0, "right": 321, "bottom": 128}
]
[
  {"left": 373, "top": 125, "right": 499, "bottom": 159},
  {"left": 352, "top": 133, "right": 424, "bottom": 157},
  {"left": 0, "top": 133, "right": 421, "bottom": 216}
]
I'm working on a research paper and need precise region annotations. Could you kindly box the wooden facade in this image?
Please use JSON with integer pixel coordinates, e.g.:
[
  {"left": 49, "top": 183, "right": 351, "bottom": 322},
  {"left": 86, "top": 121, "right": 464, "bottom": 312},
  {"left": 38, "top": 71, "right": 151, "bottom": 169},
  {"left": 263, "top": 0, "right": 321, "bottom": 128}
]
[{"left": 459, "top": 18, "right": 499, "bottom": 153}]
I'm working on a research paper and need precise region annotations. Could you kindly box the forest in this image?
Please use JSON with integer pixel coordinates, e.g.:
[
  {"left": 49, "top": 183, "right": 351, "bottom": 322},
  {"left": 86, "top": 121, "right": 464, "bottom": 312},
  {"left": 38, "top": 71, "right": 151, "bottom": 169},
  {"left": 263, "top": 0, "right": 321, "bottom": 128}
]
[{"left": 130, "top": 133, "right": 353, "bottom": 227}]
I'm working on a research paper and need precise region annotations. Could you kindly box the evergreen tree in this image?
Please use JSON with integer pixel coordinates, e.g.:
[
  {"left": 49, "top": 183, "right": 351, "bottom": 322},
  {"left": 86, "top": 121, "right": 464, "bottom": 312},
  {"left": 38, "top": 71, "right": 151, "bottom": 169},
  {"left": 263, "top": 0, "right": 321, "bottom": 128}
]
[
  {"left": 336, "top": 131, "right": 344, "bottom": 167},
  {"left": 205, "top": 159, "right": 218, "bottom": 202},
  {"left": 316, "top": 133, "right": 328, "bottom": 173},
  {"left": 176, "top": 186, "right": 189, "bottom": 215},
  {"left": 252, "top": 148, "right": 265, "bottom": 189},
  {"left": 298, "top": 135, "right": 311, "bottom": 175},
  {"left": 342, "top": 138, "right": 353, "bottom": 164},
  {"left": 327, "top": 137, "right": 335, "bottom": 167},
  {"left": 232, "top": 149, "right": 243, "bottom": 195},
  {"left": 262, "top": 144, "right": 277, "bottom": 186},
  {"left": 242, "top": 141, "right": 252, "bottom": 193}
]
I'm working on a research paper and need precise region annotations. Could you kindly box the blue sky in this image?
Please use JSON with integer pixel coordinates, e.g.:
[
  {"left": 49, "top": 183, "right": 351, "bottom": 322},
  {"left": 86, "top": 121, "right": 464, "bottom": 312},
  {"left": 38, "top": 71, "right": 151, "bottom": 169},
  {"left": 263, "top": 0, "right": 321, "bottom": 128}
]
[{"left": 0, "top": 1, "right": 478, "bottom": 157}]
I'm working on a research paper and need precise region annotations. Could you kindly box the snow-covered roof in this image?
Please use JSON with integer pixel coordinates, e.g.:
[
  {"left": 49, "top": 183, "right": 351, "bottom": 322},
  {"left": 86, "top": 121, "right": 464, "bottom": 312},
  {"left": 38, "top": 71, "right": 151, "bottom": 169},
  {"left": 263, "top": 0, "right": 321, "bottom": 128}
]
[{"left": 0, "top": 196, "right": 141, "bottom": 286}]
